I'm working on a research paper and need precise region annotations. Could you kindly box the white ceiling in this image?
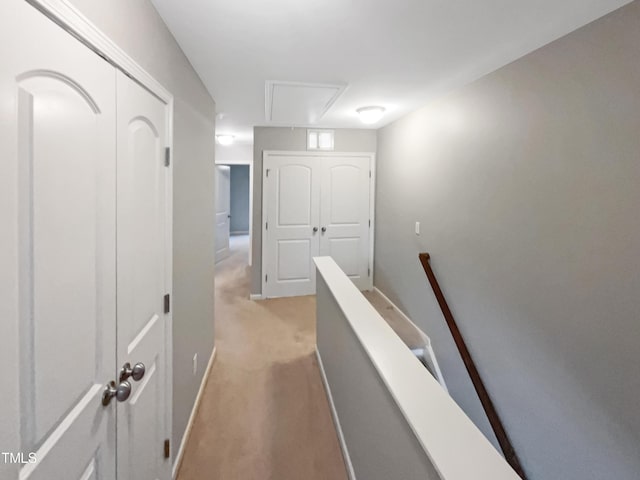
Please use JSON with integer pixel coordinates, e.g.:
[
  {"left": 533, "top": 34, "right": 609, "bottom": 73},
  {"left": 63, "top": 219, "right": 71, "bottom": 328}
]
[{"left": 151, "top": 0, "right": 631, "bottom": 144}]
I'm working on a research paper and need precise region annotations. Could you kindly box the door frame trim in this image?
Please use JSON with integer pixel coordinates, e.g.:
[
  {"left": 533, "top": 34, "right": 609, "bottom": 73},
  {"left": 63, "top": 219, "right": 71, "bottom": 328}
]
[
  {"left": 261, "top": 150, "right": 376, "bottom": 298},
  {"left": 25, "top": 0, "right": 173, "bottom": 104},
  {"left": 25, "top": 0, "right": 175, "bottom": 472}
]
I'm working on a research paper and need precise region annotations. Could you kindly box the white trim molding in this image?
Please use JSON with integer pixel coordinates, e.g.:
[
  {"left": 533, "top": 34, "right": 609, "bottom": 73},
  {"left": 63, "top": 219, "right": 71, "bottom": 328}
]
[
  {"left": 172, "top": 346, "right": 218, "bottom": 479},
  {"left": 263, "top": 150, "right": 374, "bottom": 159},
  {"left": 26, "top": 0, "right": 173, "bottom": 104}
]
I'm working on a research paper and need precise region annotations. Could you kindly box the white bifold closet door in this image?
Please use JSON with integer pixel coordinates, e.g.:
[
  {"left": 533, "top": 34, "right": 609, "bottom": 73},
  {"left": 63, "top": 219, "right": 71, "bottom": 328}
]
[
  {"left": 0, "top": 2, "right": 171, "bottom": 479},
  {"left": 262, "top": 153, "right": 372, "bottom": 298}
]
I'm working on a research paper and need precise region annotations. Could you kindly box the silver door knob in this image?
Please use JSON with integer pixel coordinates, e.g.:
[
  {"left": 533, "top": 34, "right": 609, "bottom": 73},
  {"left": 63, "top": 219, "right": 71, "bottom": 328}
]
[
  {"left": 102, "top": 380, "right": 132, "bottom": 406},
  {"left": 120, "top": 362, "right": 146, "bottom": 382},
  {"left": 313, "top": 227, "right": 318, "bottom": 233},
  {"left": 321, "top": 227, "right": 327, "bottom": 233}
]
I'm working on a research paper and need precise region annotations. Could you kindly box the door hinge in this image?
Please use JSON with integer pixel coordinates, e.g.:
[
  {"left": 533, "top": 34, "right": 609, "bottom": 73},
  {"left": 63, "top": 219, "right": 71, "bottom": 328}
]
[
  {"left": 368, "top": 267, "right": 371, "bottom": 277},
  {"left": 164, "top": 294, "right": 170, "bottom": 314},
  {"left": 164, "top": 439, "right": 170, "bottom": 459},
  {"left": 265, "top": 274, "right": 268, "bottom": 283},
  {"left": 164, "top": 147, "right": 171, "bottom": 167},
  {"left": 265, "top": 221, "right": 268, "bottom": 230},
  {"left": 369, "top": 219, "right": 371, "bottom": 227},
  {"left": 266, "top": 169, "right": 270, "bottom": 177},
  {"left": 369, "top": 170, "right": 371, "bottom": 178}
]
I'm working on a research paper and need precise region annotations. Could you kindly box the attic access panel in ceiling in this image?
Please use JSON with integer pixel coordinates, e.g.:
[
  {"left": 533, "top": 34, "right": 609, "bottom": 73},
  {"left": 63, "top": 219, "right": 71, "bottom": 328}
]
[{"left": 265, "top": 80, "right": 346, "bottom": 125}]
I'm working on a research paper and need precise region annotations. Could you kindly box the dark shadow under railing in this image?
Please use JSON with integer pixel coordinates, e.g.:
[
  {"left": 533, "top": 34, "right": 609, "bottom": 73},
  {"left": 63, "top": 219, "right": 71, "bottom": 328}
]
[{"left": 419, "top": 252, "right": 527, "bottom": 479}]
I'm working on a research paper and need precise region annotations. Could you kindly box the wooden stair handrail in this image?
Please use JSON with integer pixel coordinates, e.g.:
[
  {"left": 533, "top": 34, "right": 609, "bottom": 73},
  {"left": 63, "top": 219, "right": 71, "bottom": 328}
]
[{"left": 419, "top": 253, "right": 527, "bottom": 479}]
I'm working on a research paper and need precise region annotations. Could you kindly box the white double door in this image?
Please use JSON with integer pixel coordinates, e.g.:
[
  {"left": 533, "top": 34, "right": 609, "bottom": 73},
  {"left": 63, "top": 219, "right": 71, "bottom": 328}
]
[
  {"left": 0, "top": 2, "right": 170, "bottom": 479},
  {"left": 263, "top": 153, "right": 373, "bottom": 298}
]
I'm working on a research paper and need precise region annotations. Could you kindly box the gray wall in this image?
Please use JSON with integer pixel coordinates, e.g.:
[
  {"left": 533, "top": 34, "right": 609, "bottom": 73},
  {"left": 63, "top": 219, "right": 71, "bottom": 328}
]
[
  {"left": 374, "top": 3, "right": 640, "bottom": 479},
  {"left": 230, "top": 165, "right": 250, "bottom": 233},
  {"left": 316, "top": 274, "right": 440, "bottom": 480},
  {"left": 252, "top": 127, "right": 377, "bottom": 295},
  {"left": 68, "top": 0, "right": 216, "bottom": 461}
]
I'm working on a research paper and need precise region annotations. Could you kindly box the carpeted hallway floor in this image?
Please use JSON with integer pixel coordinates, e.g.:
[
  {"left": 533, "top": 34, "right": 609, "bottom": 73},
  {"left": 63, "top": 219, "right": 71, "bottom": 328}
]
[{"left": 176, "top": 235, "right": 349, "bottom": 480}]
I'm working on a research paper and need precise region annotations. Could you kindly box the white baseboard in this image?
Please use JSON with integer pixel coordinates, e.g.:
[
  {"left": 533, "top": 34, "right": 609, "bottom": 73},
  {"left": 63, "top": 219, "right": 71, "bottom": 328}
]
[
  {"left": 372, "top": 287, "right": 448, "bottom": 392},
  {"left": 249, "top": 293, "right": 263, "bottom": 301},
  {"left": 172, "top": 346, "right": 218, "bottom": 479},
  {"left": 315, "top": 348, "right": 357, "bottom": 480}
]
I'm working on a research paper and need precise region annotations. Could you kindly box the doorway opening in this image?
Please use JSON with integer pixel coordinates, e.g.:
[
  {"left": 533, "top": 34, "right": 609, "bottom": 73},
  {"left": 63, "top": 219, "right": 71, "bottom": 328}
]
[
  {"left": 215, "top": 160, "right": 254, "bottom": 265},
  {"left": 229, "top": 165, "right": 251, "bottom": 237},
  {"left": 215, "top": 139, "right": 254, "bottom": 266}
]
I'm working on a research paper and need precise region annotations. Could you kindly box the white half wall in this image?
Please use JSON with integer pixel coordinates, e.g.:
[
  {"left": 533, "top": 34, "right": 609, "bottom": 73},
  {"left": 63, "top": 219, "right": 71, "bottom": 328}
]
[{"left": 315, "top": 256, "right": 519, "bottom": 480}]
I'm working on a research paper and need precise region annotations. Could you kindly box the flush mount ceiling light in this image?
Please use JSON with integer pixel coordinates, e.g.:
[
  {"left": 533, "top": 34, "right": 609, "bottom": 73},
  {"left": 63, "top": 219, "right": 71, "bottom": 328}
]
[
  {"left": 216, "top": 134, "right": 235, "bottom": 146},
  {"left": 357, "top": 106, "right": 385, "bottom": 125}
]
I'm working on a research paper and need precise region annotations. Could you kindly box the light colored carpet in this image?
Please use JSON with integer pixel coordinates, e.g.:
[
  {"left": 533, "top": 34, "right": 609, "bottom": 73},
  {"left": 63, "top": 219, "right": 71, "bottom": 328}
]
[{"left": 176, "top": 236, "right": 349, "bottom": 480}]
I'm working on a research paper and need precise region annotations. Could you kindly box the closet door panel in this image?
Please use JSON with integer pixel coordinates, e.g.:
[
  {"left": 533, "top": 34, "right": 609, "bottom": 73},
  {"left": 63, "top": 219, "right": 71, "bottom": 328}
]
[
  {"left": 320, "top": 157, "right": 371, "bottom": 290},
  {"left": 263, "top": 156, "right": 320, "bottom": 298},
  {"left": 116, "top": 70, "right": 170, "bottom": 480}
]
